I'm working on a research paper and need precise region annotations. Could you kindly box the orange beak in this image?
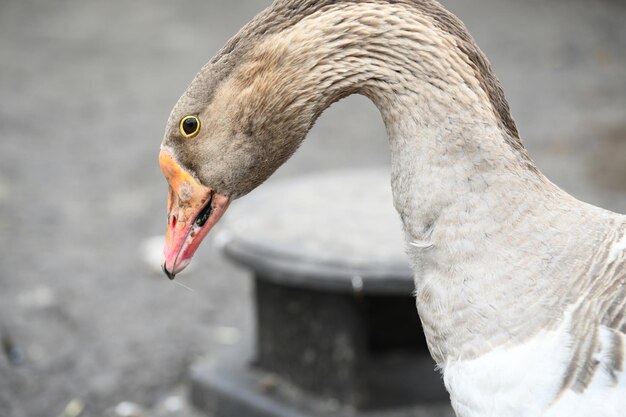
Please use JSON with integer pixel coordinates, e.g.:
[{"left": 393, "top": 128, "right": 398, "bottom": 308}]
[{"left": 159, "top": 148, "right": 230, "bottom": 279}]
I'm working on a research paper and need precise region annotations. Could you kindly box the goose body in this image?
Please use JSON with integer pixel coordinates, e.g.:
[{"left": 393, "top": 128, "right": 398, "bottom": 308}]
[{"left": 157, "top": 1, "right": 626, "bottom": 416}]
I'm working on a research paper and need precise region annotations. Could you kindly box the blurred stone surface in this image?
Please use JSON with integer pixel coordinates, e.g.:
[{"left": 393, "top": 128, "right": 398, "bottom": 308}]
[
  {"left": 110, "top": 402, "right": 146, "bottom": 417},
  {"left": 58, "top": 399, "right": 86, "bottom": 417},
  {"left": 0, "top": 0, "right": 624, "bottom": 416}
]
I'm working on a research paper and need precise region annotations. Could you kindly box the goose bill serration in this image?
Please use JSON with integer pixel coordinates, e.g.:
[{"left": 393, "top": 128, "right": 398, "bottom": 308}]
[{"left": 158, "top": 1, "right": 626, "bottom": 416}]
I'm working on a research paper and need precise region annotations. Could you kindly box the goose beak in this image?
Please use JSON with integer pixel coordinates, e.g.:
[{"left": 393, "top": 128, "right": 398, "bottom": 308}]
[{"left": 159, "top": 149, "right": 230, "bottom": 279}]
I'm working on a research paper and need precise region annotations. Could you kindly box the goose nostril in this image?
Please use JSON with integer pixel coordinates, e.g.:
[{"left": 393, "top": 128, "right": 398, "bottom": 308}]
[{"left": 171, "top": 215, "right": 177, "bottom": 228}]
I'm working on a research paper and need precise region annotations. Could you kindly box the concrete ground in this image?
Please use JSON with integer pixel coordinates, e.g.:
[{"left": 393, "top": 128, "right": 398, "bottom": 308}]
[{"left": 0, "top": 0, "right": 625, "bottom": 416}]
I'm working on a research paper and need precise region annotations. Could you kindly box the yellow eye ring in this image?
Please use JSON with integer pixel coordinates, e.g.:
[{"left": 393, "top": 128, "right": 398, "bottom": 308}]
[{"left": 179, "top": 115, "right": 201, "bottom": 138}]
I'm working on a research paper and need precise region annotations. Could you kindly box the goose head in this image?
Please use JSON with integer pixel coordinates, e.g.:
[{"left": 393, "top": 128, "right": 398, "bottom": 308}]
[
  {"left": 158, "top": 64, "right": 307, "bottom": 278},
  {"left": 159, "top": 2, "right": 328, "bottom": 278}
]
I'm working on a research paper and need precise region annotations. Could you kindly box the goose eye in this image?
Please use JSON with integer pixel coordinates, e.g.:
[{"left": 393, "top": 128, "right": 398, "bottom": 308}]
[{"left": 179, "top": 115, "right": 201, "bottom": 138}]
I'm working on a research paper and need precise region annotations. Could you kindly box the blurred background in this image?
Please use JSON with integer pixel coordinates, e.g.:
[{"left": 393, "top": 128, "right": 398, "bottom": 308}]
[{"left": 0, "top": 0, "right": 625, "bottom": 416}]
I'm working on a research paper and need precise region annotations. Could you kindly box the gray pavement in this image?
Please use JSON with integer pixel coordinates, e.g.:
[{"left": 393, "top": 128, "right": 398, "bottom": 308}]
[{"left": 0, "top": 0, "right": 625, "bottom": 416}]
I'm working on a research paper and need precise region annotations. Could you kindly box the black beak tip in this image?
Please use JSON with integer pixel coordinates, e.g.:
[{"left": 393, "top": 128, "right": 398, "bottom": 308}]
[{"left": 162, "top": 262, "right": 176, "bottom": 280}]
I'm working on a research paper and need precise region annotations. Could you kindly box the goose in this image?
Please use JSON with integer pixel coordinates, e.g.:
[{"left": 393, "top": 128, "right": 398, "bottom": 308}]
[{"left": 157, "top": 1, "right": 626, "bottom": 416}]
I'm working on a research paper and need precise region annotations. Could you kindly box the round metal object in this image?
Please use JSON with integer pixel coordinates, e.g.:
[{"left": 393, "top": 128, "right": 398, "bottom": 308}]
[{"left": 217, "top": 168, "right": 414, "bottom": 294}]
